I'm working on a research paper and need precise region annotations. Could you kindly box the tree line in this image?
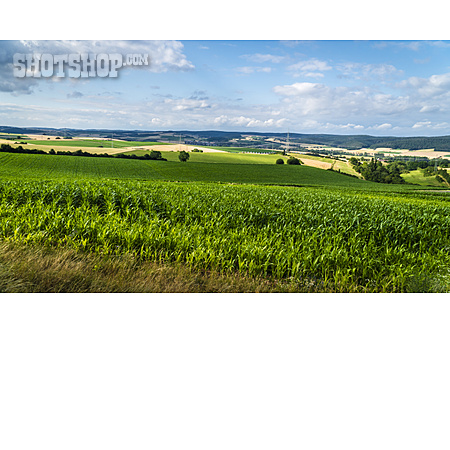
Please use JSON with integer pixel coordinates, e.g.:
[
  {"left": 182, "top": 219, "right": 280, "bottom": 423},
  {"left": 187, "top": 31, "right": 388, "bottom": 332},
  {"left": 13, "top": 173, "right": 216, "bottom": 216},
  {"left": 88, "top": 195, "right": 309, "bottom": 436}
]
[
  {"left": 349, "top": 157, "right": 450, "bottom": 184},
  {"left": 349, "top": 157, "right": 405, "bottom": 184},
  {"left": 0, "top": 143, "right": 167, "bottom": 161}
]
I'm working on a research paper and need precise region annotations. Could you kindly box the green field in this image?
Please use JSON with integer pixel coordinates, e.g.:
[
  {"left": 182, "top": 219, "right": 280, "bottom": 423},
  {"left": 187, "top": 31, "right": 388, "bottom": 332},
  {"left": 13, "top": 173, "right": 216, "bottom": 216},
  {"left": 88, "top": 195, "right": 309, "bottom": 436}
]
[
  {"left": 124, "top": 149, "right": 284, "bottom": 164},
  {"left": 0, "top": 178, "right": 449, "bottom": 292},
  {"left": 0, "top": 149, "right": 448, "bottom": 292},
  {"left": 209, "top": 146, "right": 280, "bottom": 154},
  {"left": 1, "top": 150, "right": 437, "bottom": 192},
  {"left": 0, "top": 152, "right": 375, "bottom": 188},
  {"left": 402, "top": 169, "right": 450, "bottom": 187}
]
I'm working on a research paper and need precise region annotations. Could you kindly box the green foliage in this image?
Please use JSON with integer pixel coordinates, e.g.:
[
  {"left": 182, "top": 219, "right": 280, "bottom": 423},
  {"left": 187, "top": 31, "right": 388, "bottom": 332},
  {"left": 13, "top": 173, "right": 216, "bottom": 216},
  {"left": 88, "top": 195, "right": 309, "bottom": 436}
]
[
  {"left": 115, "top": 151, "right": 166, "bottom": 161},
  {"left": 437, "top": 168, "right": 450, "bottom": 184},
  {"left": 0, "top": 143, "right": 167, "bottom": 161},
  {"left": 1, "top": 143, "right": 46, "bottom": 155},
  {"left": 369, "top": 137, "right": 450, "bottom": 151},
  {"left": 286, "top": 156, "right": 301, "bottom": 165},
  {"left": 0, "top": 179, "right": 448, "bottom": 292},
  {"left": 350, "top": 158, "right": 405, "bottom": 184},
  {"left": 406, "top": 160, "right": 429, "bottom": 171},
  {"left": 148, "top": 150, "right": 164, "bottom": 160},
  {"left": 349, "top": 157, "right": 360, "bottom": 167},
  {"left": 178, "top": 150, "right": 190, "bottom": 162},
  {"left": 275, "top": 158, "right": 284, "bottom": 165},
  {"left": 423, "top": 166, "right": 435, "bottom": 177}
]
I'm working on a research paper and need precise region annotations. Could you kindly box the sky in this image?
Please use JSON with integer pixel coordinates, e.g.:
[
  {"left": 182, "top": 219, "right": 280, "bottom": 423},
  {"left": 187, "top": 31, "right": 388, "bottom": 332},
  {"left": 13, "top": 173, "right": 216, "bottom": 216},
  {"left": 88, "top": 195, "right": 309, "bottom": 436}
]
[{"left": 2, "top": 39, "right": 450, "bottom": 136}]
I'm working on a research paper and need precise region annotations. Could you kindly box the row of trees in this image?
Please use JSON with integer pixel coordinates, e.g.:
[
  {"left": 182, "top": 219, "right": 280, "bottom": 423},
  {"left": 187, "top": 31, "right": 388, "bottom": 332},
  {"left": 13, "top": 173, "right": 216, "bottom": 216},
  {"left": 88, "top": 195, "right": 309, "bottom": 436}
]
[
  {"left": 349, "top": 156, "right": 450, "bottom": 184},
  {"left": 0, "top": 143, "right": 203, "bottom": 163},
  {"left": 275, "top": 157, "right": 303, "bottom": 165},
  {"left": 369, "top": 137, "right": 450, "bottom": 151},
  {"left": 422, "top": 165, "right": 450, "bottom": 184},
  {"left": 1, "top": 143, "right": 46, "bottom": 155},
  {"left": 349, "top": 157, "right": 405, "bottom": 184}
]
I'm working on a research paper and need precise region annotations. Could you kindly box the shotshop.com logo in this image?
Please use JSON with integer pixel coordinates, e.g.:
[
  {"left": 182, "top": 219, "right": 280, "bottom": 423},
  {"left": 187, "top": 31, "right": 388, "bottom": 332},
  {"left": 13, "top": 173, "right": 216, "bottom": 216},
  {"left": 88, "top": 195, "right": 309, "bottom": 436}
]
[{"left": 13, "top": 53, "right": 149, "bottom": 78}]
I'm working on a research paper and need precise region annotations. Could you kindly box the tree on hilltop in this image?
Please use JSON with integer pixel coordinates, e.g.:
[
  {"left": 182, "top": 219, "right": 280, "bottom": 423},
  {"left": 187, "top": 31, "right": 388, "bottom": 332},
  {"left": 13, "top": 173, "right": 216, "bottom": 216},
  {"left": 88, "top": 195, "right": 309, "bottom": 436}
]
[{"left": 179, "top": 150, "right": 190, "bottom": 162}]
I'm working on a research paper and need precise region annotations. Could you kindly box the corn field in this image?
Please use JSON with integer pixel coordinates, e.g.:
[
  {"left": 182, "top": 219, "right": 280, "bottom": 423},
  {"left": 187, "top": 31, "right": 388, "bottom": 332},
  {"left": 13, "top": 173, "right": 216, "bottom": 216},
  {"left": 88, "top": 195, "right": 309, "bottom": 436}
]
[{"left": 1, "top": 179, "right": 449, "bottom": 292}]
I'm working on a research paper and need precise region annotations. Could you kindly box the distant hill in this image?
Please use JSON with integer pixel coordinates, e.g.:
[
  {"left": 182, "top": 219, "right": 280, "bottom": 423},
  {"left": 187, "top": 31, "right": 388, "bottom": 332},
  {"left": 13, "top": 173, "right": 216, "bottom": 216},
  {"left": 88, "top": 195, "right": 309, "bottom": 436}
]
[
  {"left": 2, "top": 125, "right": 450, "bottom": 151},
  {"left": 366, "top": 136, "right": 450, "bottom": 152}
]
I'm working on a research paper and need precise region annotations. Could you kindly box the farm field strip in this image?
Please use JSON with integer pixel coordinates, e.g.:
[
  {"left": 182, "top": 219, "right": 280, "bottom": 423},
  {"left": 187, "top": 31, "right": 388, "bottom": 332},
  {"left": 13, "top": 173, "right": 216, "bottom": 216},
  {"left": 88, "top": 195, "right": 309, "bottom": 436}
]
[
  {"left": 0, "top": 179, "right": 449, "bottom": 292},
  {"left": 123, "top": 149, "right": 283, "bottom": 164},
  {"left": 0, "top": 151, "right": 442, "bottom": 191},
  {"left": 20, "top": 139, "right": 164, "bottom": 149},
  {"left": 0, "top": 152, "right": 373, "bottom": 187},
  {"left": 0, "top": 138, "right": 173, "bottom": 156}
]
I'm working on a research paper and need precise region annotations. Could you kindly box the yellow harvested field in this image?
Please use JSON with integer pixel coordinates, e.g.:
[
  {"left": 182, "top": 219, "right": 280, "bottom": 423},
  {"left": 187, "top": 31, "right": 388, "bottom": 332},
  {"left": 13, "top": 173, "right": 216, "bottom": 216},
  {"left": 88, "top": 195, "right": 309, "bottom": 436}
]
[
  {"left": 403, "top": 149, "right": 450, "bottom": 158},
  {"left": 0, "top": 138, "right": 227, "bottom": 155},
  {"left": 298, "top": 158, "right": 332, "bottom": 170},
  {"left": 126, "top": 144, "right": 226, "bottom": 153},
  {"left": 346, "top": 147, "right": 450, "bottom": 159},
  {"left": 0, "top": 138, "right": 126, "bottom": 155}
]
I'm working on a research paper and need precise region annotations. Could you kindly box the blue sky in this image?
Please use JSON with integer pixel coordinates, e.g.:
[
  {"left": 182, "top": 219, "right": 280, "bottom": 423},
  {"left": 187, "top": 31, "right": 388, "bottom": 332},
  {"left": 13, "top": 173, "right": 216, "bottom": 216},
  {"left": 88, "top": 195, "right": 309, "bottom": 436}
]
[{"left": 2, "top": 40, "right": 450, "bottom": 135}]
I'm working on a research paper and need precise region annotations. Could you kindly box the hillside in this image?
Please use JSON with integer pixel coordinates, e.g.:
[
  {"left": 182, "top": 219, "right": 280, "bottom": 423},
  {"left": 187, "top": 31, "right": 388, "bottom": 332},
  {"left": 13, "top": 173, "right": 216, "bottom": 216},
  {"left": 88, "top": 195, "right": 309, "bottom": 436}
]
[{"left": 3, "top": 125, "right": 450, "bottom": 152}]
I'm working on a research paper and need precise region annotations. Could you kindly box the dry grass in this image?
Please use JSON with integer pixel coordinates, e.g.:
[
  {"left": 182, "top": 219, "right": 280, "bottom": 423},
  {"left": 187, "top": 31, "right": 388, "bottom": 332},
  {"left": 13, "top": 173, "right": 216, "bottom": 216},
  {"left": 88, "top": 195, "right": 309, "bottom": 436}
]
[
  {"left": 0, "top": 241, "right": 438, "bottom": 294},
  {"left": 0, "top": 241, "right": 319, "bottom": 293}
]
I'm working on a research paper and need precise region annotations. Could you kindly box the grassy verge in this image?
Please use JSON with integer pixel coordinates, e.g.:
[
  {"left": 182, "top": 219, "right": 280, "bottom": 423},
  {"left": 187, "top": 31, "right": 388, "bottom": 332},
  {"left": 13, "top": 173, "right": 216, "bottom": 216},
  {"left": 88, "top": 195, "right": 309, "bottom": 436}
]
[
  {"left": 402, "top": 169, "right": 450, "bottom": 187},
  {"left": 0, "top": 241, "right": 328, "bottom": 293},
  {"left": 1, "top": 240, "right": 446, "bottom": 293}
]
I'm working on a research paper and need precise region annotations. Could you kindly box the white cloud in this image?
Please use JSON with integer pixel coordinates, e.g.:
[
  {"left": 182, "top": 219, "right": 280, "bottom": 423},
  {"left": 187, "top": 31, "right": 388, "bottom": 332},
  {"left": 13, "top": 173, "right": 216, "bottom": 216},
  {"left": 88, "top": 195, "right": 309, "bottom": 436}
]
[
  {"left": 419, "top": 105, "right": 440, "bottom": 113},
  {"left": 372, "top": 123, "right": 393, "bottom": 130},
  {"left": 213, "top": 115, "right": 286, "bottom": 128},
  {"left": 273, "top": 81, "right": 411, "bottom": 119},
  {"left": 241, "top": 53, "right": 286, "bottom": 63},
  {"left": 412, "top": 120, "right": 450, "bottom": 130},
  {"left": 336, "top": 62, "right": 402, "bottom": 80},
  {"left": 170, "top": 98, "right": 211, "bottom": 111},
  {"left": 273, "top": 82, "right": 324, "bottom": 97},
  {"left": 399, "top": 72, "right": 450, "bottom": 97},
  {"left": 399, "top": 42, "right": 422, "bottom": 51},
  {"left": 0, "top": 40, "right": 194, "bottom": 96},
  {"left": 19, "top": 40, "right": 195, "bottom": 73},
  {"left": 412, "top": 120, "right": 431, "bottom": 128},
  {"left": 287, "top": 58, "right": 332, "bottom": 77},
  {"left": 291, "top": 119, "right": 366, "bottom": 132},
  {"left": 236, "top": 66, "right": 272, "bottom": 74},
  {"left": 429, "top": 41, "right": 450, "bottom": 48},
  {"left": 373, "top": 41, "right": 422, "bottom": 51}
]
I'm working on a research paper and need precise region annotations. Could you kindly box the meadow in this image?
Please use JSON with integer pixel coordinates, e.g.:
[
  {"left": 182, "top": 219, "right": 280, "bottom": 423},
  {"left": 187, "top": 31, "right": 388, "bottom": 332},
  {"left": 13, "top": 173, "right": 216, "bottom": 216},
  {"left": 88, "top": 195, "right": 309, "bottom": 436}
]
[
  {"left": 401, "top": 169, "right": 448, "bottom": 187},
  {"left": 0, "top": 150, "right": 448, "bottom": 292},
  {"left": 0, "top": 152, "right": 372, "bottom": 188},
  {"left": 123, "top": 149, "right": 283, "bottom": 164}
]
